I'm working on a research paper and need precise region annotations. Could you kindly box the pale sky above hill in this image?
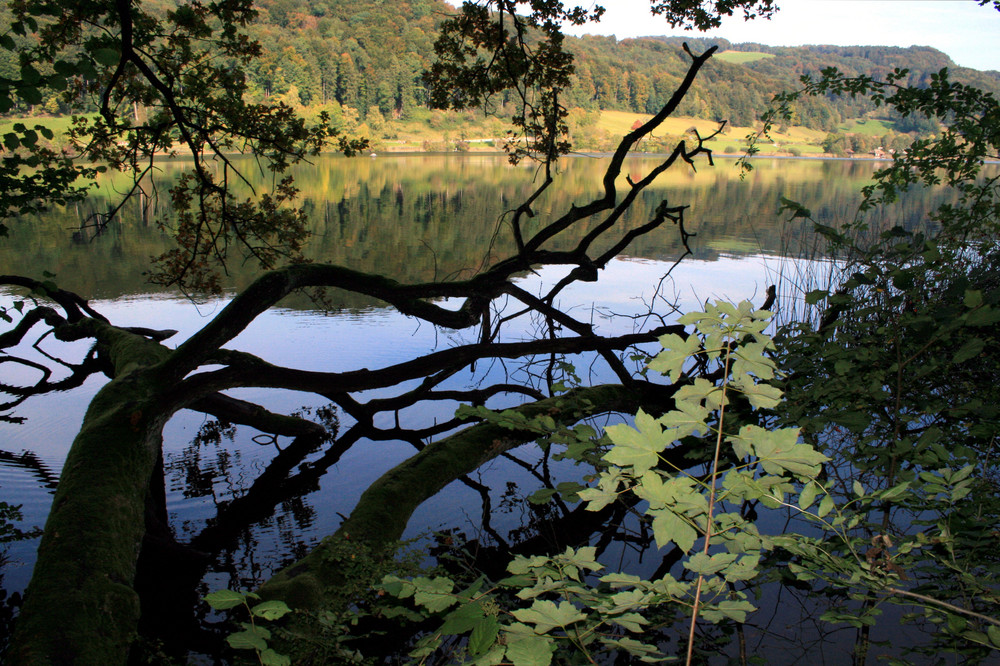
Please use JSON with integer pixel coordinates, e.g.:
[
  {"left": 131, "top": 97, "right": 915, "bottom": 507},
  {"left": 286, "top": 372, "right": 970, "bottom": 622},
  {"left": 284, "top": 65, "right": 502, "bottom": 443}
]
[{"left": 557, "top": 0, "right": 1000, "bottom": 72}]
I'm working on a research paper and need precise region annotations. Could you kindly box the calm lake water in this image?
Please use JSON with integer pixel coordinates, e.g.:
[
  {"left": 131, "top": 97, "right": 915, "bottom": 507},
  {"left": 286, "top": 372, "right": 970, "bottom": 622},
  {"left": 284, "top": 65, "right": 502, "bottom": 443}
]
[{"left": 0, "top": 153, "right": 960, "bottom": 661}]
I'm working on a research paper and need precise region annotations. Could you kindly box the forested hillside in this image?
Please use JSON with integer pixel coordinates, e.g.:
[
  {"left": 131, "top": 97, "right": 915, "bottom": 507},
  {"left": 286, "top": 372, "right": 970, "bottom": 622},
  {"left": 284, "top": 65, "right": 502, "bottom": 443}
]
[
  {"left": 238, "top": 0, "right": 1000, "bottom": 129},
  {"left": 4, "top": 0, "right": 999, "bottom": 135}
]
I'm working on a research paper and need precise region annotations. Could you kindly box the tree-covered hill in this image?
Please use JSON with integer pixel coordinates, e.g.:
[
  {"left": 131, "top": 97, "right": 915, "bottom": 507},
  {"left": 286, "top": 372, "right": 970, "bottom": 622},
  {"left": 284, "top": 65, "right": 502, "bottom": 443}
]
[
  {"left": 563, "top": 34, "right": 1000, "bottom": 129},
  {"left": 6, "top": 0, "right": 998, "bottom": 135},
  {"left": 238, "top": 0, "right": 1000, "bottom": 129}
]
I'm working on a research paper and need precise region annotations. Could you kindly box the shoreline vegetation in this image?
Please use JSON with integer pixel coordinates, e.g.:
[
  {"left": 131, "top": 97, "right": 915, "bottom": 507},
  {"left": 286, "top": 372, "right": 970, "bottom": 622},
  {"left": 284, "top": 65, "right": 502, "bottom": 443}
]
[{"left": 1, "top": 106, "right": 921, "bottom": 161}]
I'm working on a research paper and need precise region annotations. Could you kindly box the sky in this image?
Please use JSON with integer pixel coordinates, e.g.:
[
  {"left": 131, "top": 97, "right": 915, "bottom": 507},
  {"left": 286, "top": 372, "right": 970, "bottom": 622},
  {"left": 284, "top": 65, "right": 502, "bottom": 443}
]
[{"left": 559, "top": 0, "right": 1000, "bottom": 72}]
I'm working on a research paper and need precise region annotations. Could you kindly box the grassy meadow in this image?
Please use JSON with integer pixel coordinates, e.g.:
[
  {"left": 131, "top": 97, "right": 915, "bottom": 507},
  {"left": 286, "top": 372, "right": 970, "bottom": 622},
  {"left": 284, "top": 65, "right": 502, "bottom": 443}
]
[
  {"left": 714, "top": 50, "right": 776, "bottom": 64},
  {"left": 3, "top": 106, "right": 891, "bottom": 159}
]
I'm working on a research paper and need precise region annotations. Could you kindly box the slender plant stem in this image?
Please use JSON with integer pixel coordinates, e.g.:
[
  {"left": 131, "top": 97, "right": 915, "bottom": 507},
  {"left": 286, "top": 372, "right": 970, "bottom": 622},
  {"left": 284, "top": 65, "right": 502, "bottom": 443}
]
[
  {"left": 884, "top": 587, "right": 1000, "bottom": 627},
  {"left": 685, "top": 343, "right": 734, "bottom": 666}
]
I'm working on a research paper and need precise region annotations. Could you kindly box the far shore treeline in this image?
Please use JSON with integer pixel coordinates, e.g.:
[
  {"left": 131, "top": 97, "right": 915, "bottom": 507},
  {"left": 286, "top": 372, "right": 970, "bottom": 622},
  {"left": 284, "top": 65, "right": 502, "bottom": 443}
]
[{"left": 2, "top": 0, "right": 999, "bottom": 157}]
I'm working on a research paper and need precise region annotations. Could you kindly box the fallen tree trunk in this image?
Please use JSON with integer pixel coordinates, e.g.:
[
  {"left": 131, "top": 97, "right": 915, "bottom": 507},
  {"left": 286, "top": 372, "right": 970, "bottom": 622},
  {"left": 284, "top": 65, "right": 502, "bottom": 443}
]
[
  {"left": 259, "top": 381, "right": 679, "bottom": 610},
  {"left": 9, "top": 323, "right": 175, "bottom": 665}
]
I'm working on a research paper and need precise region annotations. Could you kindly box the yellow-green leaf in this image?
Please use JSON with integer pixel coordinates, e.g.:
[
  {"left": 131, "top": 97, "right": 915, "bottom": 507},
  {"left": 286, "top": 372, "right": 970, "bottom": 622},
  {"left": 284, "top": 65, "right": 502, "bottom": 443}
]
[{"left": 511, "top": 599, "right": 587, "bottom": 633}]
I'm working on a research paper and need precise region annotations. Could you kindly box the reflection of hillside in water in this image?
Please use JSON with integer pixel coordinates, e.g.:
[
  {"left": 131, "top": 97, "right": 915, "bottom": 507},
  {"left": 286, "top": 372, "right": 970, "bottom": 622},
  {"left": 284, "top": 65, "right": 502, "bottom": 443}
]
[{"left": 0, "top": 154, "right": 958, "bottom": 306}]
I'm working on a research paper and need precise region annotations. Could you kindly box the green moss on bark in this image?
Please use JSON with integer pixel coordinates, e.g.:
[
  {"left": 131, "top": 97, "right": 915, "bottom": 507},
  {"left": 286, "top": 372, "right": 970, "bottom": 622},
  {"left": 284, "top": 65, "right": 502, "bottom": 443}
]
[
  {"left": 261, "top": 384, "right": 651, "bottom": 610},
  {"left": 9, "top": 325, "right": 175, "bottom": 665}
]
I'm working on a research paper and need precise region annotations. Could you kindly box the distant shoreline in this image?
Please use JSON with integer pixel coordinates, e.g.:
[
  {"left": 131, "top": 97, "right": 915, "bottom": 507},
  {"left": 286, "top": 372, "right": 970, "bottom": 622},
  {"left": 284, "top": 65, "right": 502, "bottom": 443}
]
[{"left": 356, "top": 149, "right": 1000, "bottom": 165}]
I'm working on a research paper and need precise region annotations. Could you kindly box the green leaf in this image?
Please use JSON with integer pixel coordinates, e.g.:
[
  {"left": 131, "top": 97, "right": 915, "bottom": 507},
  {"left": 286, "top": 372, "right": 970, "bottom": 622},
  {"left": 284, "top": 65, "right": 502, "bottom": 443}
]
[
  {"left": 412, "top": 576, "right": 456, "bottom": 613},
  {"left": 439, "top": 601, "right": 485, "bottom": 634},
  {"left": 805, "top": 289, "right": 828, "bottom": 305},
  {"left": 205, "top": 589, "right": 246, "bottom": 610},
  {"left": 260, "top": 648, "right": 291, "bottom": 666},
  {"left": 380, "top": 575, "right": 414, "bottom": 598},
  {"left": 946, "top": 613, "right": 968, "bottom": 633},
  {"left": 650, "top": 508, "right": 697, "bottom": 553},
  {"left": 732, "top": 340, "right": 776, "bottom": 380},
  {"left": 19, "top": 129, "right": 38, "bottom": 148},
  {"left": 779, "top": 196, "right": 811, "bottom": 219},
  {"left": 963, "top": 289, "right": 983, "bottom": 308},
  {"left": 504, "top": 628, "right": 554, "bottom": 666},
  {"left": 736, "top": 425, "right": 827, "bottom": 477},
  {"left": 470, "top": 643, "right": 506, "bottom": 665},
  {"left": 555, "top": 481, "right": 585, "bottom": 503},
  {"left": 17, "top": 86, "right": 42, "bottom": 105},
  {"left": 952, "top": 465, "right": 974, "bottom": 483},
  {"left": 880, "top": 481, "right": 911, "bottom": 501},
  {"left": 699, "top": 599, "right": 756, "bottom": 623},
  {"left": 721, "top": 554, "right": 761, "bottom": 582},
  {"left": 951, "top": 337, "right": 984, "bottom": 364},
  {"left": 685, "top": 552, "right": 738, "bottom": 576},
  {"left": 611, "top": 611, "right": 649, "bottom": 632},
  {"left": 657, "top": 398, "right": 710, "bottom": 437},
  {"left": 251, "top": 600, "right": 291, "bottom": 621},
  {"left": 966, "top": 305, "right": 1000, "bottom": 326},
  {"left": 987, "top": 624, "right": 1000, "bottom": 648},
  {"left": 53, "top": 60, "right": 77, "bottom": 76},
  {"left": 560, "top": 545, "right": 602, "bottom": 572},
  {"left": 468, "top": 616, "right": 501, "bottom": 656},
  {"left": 577, "top": 483, "right": 620, "bottom": 512},
  {"left": 604, "top": 410, "right": 665, "bottom": 475},
  {"left": 227, "top": 628, "right": 268, "bottom": 651},
  {"left": 92, "top": 47, "right": 121, "bottom": 66},
  {"left": 527, "top": 488, "right": 556, "bottom": 505},
  {"left": 817, "top": 494, "right": 835, "bottom": 518},
  {"left": 380, "top": 606, "right": 425, "bottom": 622},
  {"left": 20, "top": 64, "right": 41, "bottom": 85},
  {"left": 511, "top": 599, "right": 587, "bottom": 633},
  {"left": 830, "top": 410, "right": 870, "bottom": 433},
  {"left": 675, "top": 377, "right": 728, "bottom": 410},
  {"left": 602, "top": 635, "right": 663, "bottom": 659},
  {"left": 799, "top": 481, "right": 821, "bottom": 510},
  {"left": 738, "top": 380, "right": 783, "bottom": 409},
  {"left": 649, "top": 332, "right": 700, "bottom": 381}
]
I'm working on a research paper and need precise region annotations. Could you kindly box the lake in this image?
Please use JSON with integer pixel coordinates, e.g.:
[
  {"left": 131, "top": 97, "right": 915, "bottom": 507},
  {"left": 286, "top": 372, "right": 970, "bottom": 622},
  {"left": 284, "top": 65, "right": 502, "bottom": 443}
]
[{"left": 0, "top": 153, "right": 956, "bottom": 661}]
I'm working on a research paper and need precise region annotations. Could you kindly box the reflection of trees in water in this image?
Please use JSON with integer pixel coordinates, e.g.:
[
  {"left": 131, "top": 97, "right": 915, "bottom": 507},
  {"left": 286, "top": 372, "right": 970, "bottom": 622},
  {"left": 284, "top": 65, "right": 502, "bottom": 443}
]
[
  {"left": 0, "top": 451, "right": 59, "bottom": 491},
  {"left": 0, "top": 157, "right": 966, "bottom": 304}
]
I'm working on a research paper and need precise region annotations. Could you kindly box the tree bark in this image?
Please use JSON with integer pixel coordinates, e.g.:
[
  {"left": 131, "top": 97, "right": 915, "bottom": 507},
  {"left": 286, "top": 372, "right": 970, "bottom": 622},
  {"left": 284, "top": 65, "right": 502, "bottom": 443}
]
[{"left": 9, "top": 324, "right": 174, "bottom": 665}]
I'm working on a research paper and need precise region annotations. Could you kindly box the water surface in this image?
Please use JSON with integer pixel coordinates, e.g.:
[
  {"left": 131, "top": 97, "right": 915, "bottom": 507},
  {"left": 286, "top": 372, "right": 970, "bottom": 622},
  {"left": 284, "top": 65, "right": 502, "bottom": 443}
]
[{"left": 0, "top": 153, "right": 955, "bottom": 661}]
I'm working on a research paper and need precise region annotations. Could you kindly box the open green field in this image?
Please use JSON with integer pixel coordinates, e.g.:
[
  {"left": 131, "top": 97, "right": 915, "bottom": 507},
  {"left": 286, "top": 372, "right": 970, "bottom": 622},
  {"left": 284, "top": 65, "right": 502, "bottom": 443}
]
[
  {"left": 0, "top": 115, "right": 76, "bottom": 140},
  {"left": 715, "top": 50, "right": 775, "bottom": 64},
  {"left": 595, "top": 109, "right": 826, "bottom": 156},
  {"left": 1, "top": 108, "right": 843, "bottom": 157},
  {"left": 595, "top": 109, "right": 741, "bottom": 138},
  {"left": 839, "top": 117, "right": 895, "bottom": 135}
]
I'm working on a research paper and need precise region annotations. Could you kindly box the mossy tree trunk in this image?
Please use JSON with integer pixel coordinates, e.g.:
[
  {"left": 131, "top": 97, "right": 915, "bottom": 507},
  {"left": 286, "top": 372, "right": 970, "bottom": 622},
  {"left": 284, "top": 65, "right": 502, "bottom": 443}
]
[{"left": 9, "top": 325, "right": 177, "bottom": 664}]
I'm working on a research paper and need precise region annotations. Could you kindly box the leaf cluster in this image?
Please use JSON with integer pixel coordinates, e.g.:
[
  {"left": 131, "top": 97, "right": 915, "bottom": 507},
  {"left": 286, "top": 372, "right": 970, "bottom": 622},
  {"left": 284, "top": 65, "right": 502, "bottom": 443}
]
[
  {"left": 427, "top": 1, "right": 602, "bottom": 165},
  {"left": 375, "top": 302, "right": 833, "bottom": 664},
  {"left": 205, "top": 589, "right": 293, "bottom": 666},
  {"left": 1, "top": 0, "right": 367, "bottom": 291}
]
